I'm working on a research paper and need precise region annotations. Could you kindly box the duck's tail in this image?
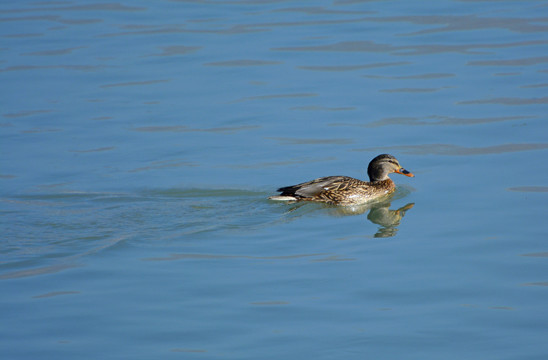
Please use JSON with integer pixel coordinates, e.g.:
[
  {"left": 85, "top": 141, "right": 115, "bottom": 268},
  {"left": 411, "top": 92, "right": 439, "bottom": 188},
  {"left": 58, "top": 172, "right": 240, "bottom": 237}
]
[{"left": 268, "top": 195, "right": 298, "bottom": 201}]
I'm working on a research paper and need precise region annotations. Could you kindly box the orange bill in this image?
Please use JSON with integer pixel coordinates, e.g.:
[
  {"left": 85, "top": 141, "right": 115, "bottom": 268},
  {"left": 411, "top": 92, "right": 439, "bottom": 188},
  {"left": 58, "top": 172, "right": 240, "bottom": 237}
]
[{"left": 395, "top": 168, "right": 414, "bottom": 177}]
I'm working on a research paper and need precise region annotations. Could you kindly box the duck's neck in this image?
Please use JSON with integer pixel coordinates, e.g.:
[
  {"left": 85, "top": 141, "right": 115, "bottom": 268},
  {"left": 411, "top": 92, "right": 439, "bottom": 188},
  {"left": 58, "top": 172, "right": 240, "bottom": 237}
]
[
  {"left": 368, "top": 171, "right": 390, "bottom": 182},
  {"left": 370, "top": 178, "right": 394, "bottom": 187}
]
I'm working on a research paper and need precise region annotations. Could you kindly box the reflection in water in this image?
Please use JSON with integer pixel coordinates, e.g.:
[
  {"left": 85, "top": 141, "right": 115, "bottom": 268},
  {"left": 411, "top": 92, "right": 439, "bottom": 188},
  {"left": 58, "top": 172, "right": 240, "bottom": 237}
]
[
  {"left": 284, "top": 196, "right": 414, "bottom": 238},
  {"left": 329, "top": 199, "right": 415, "bottom": 238},
  {"left": 368, "top": 202, "right": 414, "bottom": 238}
]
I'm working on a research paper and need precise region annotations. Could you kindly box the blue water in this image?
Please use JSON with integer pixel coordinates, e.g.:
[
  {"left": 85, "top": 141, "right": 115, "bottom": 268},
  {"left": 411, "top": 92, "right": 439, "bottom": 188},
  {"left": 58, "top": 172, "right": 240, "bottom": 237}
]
[{"left": 1, "top": 1, "right": 548, "bottom": 359}]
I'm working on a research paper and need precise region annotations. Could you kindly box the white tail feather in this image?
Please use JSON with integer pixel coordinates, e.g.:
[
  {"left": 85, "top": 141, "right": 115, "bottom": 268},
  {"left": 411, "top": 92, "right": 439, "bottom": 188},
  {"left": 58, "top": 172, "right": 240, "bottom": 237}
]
[{"left": 268, "top": 196, "right": 297, "bottom": 201}]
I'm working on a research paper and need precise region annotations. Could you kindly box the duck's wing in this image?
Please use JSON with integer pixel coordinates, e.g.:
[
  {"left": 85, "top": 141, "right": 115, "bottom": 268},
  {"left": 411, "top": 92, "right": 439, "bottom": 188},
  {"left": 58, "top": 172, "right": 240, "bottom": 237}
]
[{"left": 277, "top": 176, "right": 362, "bottom": 199}]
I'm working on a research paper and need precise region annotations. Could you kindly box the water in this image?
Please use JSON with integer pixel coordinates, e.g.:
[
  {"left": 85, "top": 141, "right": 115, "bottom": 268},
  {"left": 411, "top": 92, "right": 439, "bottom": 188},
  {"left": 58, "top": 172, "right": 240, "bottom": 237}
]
[{"left": 1, "top": 1, "right": 547, "bottom": 359}]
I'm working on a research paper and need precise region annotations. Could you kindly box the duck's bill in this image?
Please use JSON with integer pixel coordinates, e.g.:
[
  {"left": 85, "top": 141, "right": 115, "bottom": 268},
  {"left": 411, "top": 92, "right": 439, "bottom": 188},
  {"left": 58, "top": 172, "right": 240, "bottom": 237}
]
[{"left": 396, "top": 168, "right": 415, "bottom": 177}]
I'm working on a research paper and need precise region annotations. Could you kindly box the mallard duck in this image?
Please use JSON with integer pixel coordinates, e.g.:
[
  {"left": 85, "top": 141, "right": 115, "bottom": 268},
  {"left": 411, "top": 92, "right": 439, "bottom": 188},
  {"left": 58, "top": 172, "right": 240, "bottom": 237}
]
[{"left": 269, "top": 154, "right": 414, "bottom": 206}]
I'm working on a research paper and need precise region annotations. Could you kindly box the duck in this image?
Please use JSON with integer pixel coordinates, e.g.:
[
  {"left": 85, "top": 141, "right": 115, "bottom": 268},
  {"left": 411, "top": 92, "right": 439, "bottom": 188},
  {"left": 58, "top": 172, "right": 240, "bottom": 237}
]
[{"left": 269, "top": 154, "right": 414, "bottom": 206}]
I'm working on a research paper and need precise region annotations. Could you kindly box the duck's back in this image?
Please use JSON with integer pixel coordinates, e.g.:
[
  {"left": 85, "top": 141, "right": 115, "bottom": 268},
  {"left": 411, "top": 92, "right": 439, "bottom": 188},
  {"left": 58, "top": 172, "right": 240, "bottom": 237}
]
[{"left": 276, "top": 176, "right": 395, "bottom": 205}]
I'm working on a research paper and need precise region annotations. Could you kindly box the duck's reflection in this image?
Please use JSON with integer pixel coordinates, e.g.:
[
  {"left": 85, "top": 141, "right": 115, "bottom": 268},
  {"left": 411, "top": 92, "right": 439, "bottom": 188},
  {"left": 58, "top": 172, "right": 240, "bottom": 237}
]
[
  {"left": 368, "top": 202, "right": 414, "bottom": 237},
  {"left": 284, "top": 197, "right": 414, "bottom": 238}
]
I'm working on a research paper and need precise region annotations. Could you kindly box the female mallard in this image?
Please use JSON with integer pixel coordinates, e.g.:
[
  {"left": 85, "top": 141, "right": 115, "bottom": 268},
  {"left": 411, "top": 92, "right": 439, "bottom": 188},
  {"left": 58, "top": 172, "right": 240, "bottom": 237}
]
[{"left": 269, "top": 154, "right": 414, "bottom": 206}]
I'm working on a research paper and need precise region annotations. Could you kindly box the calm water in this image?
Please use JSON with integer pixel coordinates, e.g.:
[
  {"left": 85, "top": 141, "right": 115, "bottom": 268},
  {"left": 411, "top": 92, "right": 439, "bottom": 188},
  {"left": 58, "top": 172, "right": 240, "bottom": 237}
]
[{"left": 1, "top": 0, "right": 548, "bottom": 359}]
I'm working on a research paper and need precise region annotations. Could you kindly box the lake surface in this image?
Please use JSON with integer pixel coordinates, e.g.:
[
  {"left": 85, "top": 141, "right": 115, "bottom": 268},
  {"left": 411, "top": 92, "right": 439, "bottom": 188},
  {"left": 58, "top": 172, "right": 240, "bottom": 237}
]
[{"left": 1, "top": 1, "right": 548, "bottom": 359}]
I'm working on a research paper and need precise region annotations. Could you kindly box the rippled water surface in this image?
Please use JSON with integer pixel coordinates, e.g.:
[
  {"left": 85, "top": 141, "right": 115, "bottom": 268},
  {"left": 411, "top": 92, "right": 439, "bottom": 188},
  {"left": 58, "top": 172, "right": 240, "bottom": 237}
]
[{"left": 1, "top": 1, "right": 548, "bottom": 359}]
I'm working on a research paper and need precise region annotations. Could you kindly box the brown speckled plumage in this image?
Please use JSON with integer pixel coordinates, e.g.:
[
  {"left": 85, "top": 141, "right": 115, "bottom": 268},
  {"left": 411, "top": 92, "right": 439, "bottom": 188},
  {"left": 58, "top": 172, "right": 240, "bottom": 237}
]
[{"left": 269, "top": 154, "right": 414, "bottom": 206}]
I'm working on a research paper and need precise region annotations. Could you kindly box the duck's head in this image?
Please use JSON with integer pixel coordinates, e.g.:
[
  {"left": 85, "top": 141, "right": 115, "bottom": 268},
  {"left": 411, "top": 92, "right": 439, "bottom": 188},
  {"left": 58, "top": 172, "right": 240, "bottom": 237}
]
[{"left": 367, "top": 154, "right": 414, "bottom": 182}]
